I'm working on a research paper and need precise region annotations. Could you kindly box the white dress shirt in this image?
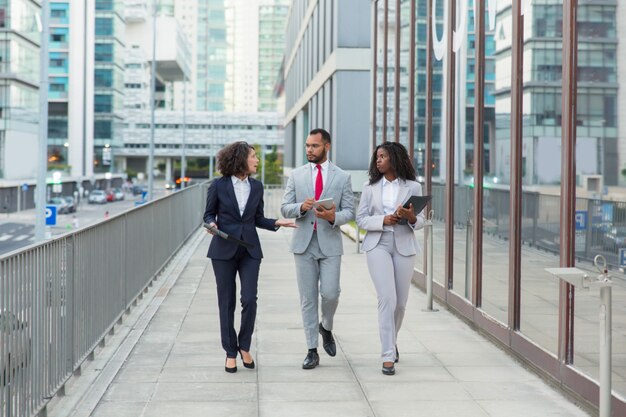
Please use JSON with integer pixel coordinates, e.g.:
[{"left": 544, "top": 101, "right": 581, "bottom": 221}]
[
  {"left": 231, "top": 176, "right": 251, "bottom": 216},
  {"left": 382, "top": 177, "right": 399, "bottom": 232},
  {"left": 310, "top": 160, "right": 329, "bottom": 194}
]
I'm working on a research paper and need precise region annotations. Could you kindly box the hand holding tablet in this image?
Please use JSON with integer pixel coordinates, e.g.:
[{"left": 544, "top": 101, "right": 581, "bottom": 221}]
[{"left": 313, "top": 198, "right": 334, "bottom": 210}]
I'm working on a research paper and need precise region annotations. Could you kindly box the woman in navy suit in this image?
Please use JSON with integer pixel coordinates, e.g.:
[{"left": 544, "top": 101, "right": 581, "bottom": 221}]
[{"left": 203, "top": 141, "right": 295, "bottom": 373}]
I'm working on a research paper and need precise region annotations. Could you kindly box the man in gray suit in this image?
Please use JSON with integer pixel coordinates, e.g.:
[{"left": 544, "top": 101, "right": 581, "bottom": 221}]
[{"left": 281, "top": 128, "right": 355, "bottom": 369}]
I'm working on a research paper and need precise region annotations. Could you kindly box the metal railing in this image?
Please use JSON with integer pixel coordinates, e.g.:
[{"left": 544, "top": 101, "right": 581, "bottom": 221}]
[
  {"left": 431, "top": 183, "right": 626, "bottom": 271},
  {"left": 0, "top": 183, "right": 205, "bottom": 417}
]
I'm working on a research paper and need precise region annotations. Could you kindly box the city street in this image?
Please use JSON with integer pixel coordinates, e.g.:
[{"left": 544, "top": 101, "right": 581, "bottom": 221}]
[{"left": 0, "top": 184, "right": 171, "bottom": 256}]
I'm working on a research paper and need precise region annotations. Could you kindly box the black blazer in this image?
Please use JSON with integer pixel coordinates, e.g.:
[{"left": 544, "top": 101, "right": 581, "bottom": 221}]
[{"left": 203, "top": 176, "right": 277, "bottom": 260}]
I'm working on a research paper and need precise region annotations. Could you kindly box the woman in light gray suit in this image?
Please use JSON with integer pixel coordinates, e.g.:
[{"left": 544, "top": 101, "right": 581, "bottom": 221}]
[{"left": 356, "top": 142, "right": 425, "bottom": 376}]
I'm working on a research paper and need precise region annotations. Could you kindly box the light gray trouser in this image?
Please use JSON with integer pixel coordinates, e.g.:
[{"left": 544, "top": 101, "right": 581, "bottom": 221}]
[
  {"left": 294, "top": 232, "right": 341, "bottom": 349},
  {"left": 366, "top": 232, "right": 415, "bottom": 362}
]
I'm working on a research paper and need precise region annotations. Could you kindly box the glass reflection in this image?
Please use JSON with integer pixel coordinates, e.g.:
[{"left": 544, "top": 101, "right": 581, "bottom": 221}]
[
  {"left": 480, "top": 0, "right": 510, "bottom": 325},
  {"left": 571, "top": 1, "right": 624, "bottom": 398}
]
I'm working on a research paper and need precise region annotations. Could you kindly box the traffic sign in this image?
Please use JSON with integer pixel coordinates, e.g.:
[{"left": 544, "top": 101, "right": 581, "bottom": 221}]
[
  {"left": 575, "top": 211, "right": 587, "bottom": 231},
  {"left": 45, "top": 205, "right": 57, "bottom": 226},
  {"left": 620, "top": 249, "right": 626, "bottom": 268},
  {"left": 21, "top": 183, "right": 28, "bottom": 192}
]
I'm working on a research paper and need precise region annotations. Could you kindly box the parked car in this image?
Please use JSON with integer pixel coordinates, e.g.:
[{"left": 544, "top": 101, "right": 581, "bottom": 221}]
[
  {"left": 63, "top": 196, "right": 77, "bottom": 213},
  {"left": 112, "top": 188, "right": 125, "bottom": 201},
  {"left": 47, "top": 197, "right": 70, "bottom": 214},
  {"left": 88, "top": 190, "right": 107, "bottom": 204},
  {"left": 601, "top": 226, "right": 626, "bottom": 253},
  {"left": 105, "top": 190, "right": 115, "bottom": 202},
  {"left": 132, "top": 184, "right": 147, "bottom": 196},
  {"left": 1, "top": 311, "right": 31, "bottom": 389}
]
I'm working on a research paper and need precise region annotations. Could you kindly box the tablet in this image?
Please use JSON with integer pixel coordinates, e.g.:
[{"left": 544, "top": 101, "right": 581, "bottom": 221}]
[
  {"left": 313, "top": 198, "right": 334, "bottom": 210},
  {"left": 402, "top": 195, "right": 432, "bottom": 215}
]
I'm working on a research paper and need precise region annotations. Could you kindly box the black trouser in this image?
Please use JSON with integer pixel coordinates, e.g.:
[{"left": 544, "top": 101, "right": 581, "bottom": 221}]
[{"left": 212, "top": 245, "right": 262, "bottom": 358}]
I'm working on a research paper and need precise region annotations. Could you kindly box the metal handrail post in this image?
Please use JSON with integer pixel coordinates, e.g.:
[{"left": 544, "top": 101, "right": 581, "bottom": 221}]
[
  {"left": 599, "top": 283, "right": 612, "bottom": 417},
  {"left": 594, "top": 255, "right": 612, "bottom": 417},
  {"left": 465, "top": 210, "right": 472, "bottom": 299},
  {"left": 423, "top": 209, "right": 437, "bottom": 312}
]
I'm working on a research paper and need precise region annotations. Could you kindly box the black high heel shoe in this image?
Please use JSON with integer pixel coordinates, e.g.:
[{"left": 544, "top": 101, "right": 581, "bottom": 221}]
[
  {"left": 239, "top": 350, "right": 255, "bottom": 369},
  {"left": 225, "top": 357, "right": 237, "bottom": 373}
]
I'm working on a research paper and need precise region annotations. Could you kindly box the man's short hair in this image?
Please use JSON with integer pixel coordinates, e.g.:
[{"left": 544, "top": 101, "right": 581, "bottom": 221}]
[{"left": 309, "top": 128, "right": 331, "bottom": 144}]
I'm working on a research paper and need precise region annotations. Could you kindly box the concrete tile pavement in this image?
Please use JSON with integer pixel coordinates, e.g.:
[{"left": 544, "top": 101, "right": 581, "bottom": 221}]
[{"left": 48, "top": 227, "right": 592, "bottom": 417}]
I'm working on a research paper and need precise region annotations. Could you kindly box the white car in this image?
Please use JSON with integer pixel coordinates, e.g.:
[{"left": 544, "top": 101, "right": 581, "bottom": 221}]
[{"left": 88, "top": 190, "right": 107, "bottom": 204}]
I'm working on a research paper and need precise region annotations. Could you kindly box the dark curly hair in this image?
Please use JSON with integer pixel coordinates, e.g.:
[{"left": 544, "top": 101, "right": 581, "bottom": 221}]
[
  {"left": 216, "top": 141, "right": 254, "bottom": 177},
  {"left": 368, "top": 142, "right": 416, "bottom": 184}
]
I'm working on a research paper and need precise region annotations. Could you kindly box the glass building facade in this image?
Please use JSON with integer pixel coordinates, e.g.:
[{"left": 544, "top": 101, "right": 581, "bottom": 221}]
[
  {"left": 258, "top": 0, "right": 289, "bottom": 112},
  {"left": 0, "top": 0, "right": 40, "bottom": 179},
  {"left": 196, "top": 0, "right": 228, "bottom": 111},
  {"left": 94, "top": 0, "right": 125, "bottom": 172},
  {"left": 374, "top": 0, "right": 625, "bottom": 413},
  {"left": 48, "top": 1, "right": 70, "bottom": 168}
]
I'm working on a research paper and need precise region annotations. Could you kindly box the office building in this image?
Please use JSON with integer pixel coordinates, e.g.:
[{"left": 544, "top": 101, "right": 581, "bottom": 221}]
[
  {"left": 494, "top": 1, "right": 618, "bottom": 185},
  {"left": 94, "top": 0, "right": 126, "bottom": 172},
  {"left": 283, "top": 0, "right": 371, "bottom": 178},
  {"left": 0, "top": 0, "right": 41, "bottom": 180}
]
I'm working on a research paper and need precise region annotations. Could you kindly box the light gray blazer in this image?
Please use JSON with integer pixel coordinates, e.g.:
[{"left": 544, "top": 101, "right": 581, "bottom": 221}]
[
  {"left": 356, "top": 179, "right": 425, "bottom": 256},
  {"left": 281, "top": 162, "right": 355, "bottom": 256}
]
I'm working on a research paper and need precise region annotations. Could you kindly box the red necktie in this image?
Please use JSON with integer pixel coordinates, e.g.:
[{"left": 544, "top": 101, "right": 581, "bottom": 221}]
[
  {"left": 314, "top": 165, "right": 323, "bottom": 230},
  {"left": 315, "top": 164, "right": 323, "bottom": 200}
]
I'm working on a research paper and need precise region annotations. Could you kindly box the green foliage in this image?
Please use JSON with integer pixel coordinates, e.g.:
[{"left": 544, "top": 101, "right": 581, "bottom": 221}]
[
  {"left": 125, "top": 167, "right": 138, "bottom": 180},
  {"left": 254, "top": 145, "right": 283, "bottom": 185}
]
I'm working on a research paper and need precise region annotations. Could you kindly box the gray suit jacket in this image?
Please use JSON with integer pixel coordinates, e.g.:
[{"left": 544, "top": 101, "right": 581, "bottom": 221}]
[
  {"left": 356, "top": 179, "right": 425, "bottom": 256},
  {"left": 281, "top": 162, "right": 355, "bottom": 256}
]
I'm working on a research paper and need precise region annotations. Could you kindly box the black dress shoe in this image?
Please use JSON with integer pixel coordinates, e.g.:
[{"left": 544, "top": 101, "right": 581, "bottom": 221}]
[
  {"left": 302, "top": 350, "right": 320, "bottom": 369},
  {"left": 225, "top": 357, "right": 237, "bottom": 373},
  {"left": 318, "top": 323, "right": 336, "bottom": 357},
  {"left": 382, "top": 363, "right": 395, "bottom": 376},
  {"left": 395, "top": 345, "right": 399, "bottom": 363},
  {"left": 239, "top": 350, "right": 255, "bottom": 369}
]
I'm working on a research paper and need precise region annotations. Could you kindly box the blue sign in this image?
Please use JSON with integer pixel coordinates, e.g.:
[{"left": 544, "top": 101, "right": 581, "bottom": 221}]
[
  {"left": 575, "top": 211, "right": 587, "bottom": 231},
  {"left": 45, "top": 205, "right": 57, "bottom": 226},
  {"left": 21, "top": 183, "right": 28, "bottom": 192},
  {"left": 620, "top": 249, "right": 626, "bottom": 268}
]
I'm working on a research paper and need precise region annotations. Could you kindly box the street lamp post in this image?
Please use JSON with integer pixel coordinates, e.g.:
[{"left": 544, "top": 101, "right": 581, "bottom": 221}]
[
  {"left": 35, "top": 0, "right": 50, "bottom": 241},
  {"left": 181, "top": 74, "right": 187, "bottom": 188},
  {"left": 147, "top": 0, "right": 159, "bottom": 200}
]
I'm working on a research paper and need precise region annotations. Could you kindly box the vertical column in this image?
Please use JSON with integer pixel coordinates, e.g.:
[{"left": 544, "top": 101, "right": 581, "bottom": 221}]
[
  {"left": 408, "top": 0, "right": 416, "bottom": 158},
  {"left": 394, "top": 0, "right": 401, "bottom": 143},
  {"left": 559, "top": 0, "right": 578, "bottom": 364},
  {"left": 472, "top": 0, "right": 485, "bottom": 307},
  {"left": 508, "top": 0, "right": 523, "bottom": 330},
  {"left": 424, "top": 0, "right": 434, "bottom": 276},
  {"left": 444, "top": 0, "right": 456, "bottom": 290},
  {"left": 371, "top": 0, "right": 378, "bottom": 152},
  {"left": 382, "top": 0, "right": 388, "bottom": 142}
]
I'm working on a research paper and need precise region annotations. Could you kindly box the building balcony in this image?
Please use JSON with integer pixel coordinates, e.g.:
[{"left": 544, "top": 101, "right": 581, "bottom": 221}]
[
  {"left": 124, "top": 0, "right": 149, "bottom": 22},
  {"left": 125, "top": 15, "right": 191, "bottom": 82}
]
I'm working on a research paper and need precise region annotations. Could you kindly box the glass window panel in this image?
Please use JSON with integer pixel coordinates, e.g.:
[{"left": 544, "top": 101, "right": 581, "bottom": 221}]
[{"left": 573, "top": 0, "right": 624, "bottom": 398}]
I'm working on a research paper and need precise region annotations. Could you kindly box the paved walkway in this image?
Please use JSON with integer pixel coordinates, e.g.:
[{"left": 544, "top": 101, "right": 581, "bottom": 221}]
[{"left": 48, "top": 228, "right": 591, "bottom": 417}]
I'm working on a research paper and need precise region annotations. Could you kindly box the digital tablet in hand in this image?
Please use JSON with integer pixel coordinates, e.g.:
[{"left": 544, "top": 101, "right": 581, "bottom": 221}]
[
  {"left": 402, "top": 195, "right": 432, "bottom": 214},
  {"left": 313, "top": 198, "right": 334, "bottom": 210}
]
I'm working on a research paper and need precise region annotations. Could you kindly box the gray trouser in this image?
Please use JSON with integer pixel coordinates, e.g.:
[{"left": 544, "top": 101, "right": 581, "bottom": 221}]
[
  {"left": 294, "top": 232, "right": 341, "bottom": 349},
  {"left": 366, "top": 232, "right": 415, "bottom": 362}
]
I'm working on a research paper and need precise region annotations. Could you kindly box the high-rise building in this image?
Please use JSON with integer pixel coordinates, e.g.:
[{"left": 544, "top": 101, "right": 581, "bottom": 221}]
[
  {"left": 196, "top": 0, "right": 229, "bottom": 111},
  {"left": 195, "top": 0, "right": 288, "bottom": 113},
  {"left": 48, "top": 0, "right": 96, "bottom": 178},
  {"left": 618, "top": 2, "right": 626, "bottom": 186},
  {"left": 494, "top": 1, "right": 617, "bottom": 185},
  {"left": 258, "top": 0, "right": 289, "bottom": 112},
  {"left": 94, "top": 0, "right": 126, "bottom": 172},
  {"left": 283, "top": 0, "right": 371, "bottom": 176},
  {"left": 0, "top": 0, "right": 41, "bottom": 180}
]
